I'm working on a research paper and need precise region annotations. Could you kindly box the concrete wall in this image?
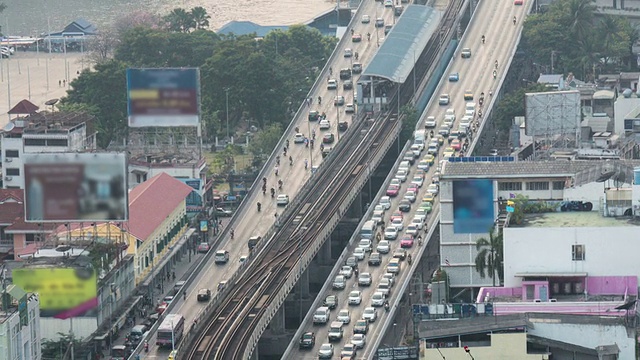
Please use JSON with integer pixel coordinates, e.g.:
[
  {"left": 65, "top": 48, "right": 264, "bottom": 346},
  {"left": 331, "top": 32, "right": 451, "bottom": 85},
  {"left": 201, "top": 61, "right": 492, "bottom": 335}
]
[
  {"left": 528, "top": 317, "right": 635, "bottom": 360},
  {"left": 0, "top": 295, "right": 42, "bottom": 360},
  {"left": 423, "top": 333, "right": 545, "bottom": 359},
  {"left": 504, "top": 227, "right": 640, "bottom": 288}
]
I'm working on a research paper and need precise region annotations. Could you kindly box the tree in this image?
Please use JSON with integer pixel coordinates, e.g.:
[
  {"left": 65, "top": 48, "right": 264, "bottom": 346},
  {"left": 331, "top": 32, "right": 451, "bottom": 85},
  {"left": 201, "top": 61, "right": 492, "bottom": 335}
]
[
  {"left": 41, "top": 333, "right": 83, "bottom": 360},
  {"left": 191, "top": 6, "right": 211, "bottom": 30},
  {"left": 248, "top": 123, "right": 284, "bottom": 160},
  {"left": 492, "top": 83, "right": 548, "bottom": 133},
  {"left": 474, "top": 225, "right": 504, "bottom": 286},
  {"left": 164, "top": 8, "right": 196, "bottom": 33}
]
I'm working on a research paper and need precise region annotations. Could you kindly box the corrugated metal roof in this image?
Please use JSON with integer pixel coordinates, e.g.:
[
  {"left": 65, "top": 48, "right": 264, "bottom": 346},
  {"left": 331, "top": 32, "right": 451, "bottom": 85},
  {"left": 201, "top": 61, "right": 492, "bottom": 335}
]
[
  {"left": 128, "top": 173, "right": 194, "bottom": 241},
  {"left": 362, "top": 5, "right": 442, "bottom": 83}
]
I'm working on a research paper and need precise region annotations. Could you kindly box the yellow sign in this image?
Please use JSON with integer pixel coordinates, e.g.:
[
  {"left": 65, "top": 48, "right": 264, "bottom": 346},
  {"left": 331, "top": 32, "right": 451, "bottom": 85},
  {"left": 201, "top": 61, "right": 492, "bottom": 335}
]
[{"left": 13, "top": 268, "right": 97, "bottom": 311}]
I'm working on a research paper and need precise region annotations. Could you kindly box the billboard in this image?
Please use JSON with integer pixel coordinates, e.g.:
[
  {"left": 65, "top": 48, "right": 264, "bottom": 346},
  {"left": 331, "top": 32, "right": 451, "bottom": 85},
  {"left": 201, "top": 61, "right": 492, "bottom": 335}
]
[
  {"left": 13, "top": 267, "right": 98, "bottom": 319},
  {"left": 126, "top": 68, "right": 200, "bottom": 127},
  {"left": 524, "top": 90, "right": 581, "bottom": 137},
  {"left": 453, "top": 179, "right": 495, "bottom": 233},
  {"left": 23, "top": 153, "right": 128, "bottom": 222}
]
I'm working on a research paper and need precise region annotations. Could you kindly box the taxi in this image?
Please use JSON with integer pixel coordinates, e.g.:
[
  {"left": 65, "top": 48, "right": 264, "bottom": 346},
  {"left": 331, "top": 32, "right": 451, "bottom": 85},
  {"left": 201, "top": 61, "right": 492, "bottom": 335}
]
[{"left": 422, "top": 193, "right": 435, "bottom": 204}]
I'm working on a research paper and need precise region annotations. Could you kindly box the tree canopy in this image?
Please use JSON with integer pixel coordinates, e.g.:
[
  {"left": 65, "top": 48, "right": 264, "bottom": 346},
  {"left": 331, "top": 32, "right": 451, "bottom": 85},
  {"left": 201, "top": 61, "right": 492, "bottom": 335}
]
[
  {"left": 521, "top": 0, "right": 636, "bottom": 80},
  {"left": 474, "top": 225, "right": 504, "bottom": 286},
  {"left": 62, "top": 11, "right": 336, "bottom": 148}
]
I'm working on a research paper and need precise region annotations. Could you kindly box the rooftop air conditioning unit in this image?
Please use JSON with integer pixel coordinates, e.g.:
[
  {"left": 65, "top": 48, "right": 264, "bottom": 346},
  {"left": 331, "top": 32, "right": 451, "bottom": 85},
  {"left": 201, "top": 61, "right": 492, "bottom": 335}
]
[
  {"left": 4, "top": 158, "right": 11, "bottom": 162},
  {"left": 534, "top": 299, "right": 542, "bottom": 303},
  {"left": 4, "top": 176, "right": 12, "bottom": 181}
]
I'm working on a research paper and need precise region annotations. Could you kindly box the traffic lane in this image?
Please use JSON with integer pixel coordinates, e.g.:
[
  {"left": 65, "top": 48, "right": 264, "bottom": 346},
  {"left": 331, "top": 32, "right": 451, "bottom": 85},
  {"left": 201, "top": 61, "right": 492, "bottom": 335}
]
[{"left": 292, "top": 183, "right": 430, "bottom": 357}]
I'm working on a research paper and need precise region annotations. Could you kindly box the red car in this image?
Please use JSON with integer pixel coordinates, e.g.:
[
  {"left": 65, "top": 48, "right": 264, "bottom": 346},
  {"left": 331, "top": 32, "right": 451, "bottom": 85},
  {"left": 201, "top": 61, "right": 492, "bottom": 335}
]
[
  {"left": 514, "top": 0, "right": 523, "bottom": 4},
  {"left": 391, "top": 211, "right": 403, "bottom": 221},
  {"left": 386, "top": 184, "right": 400, "bottom": 197},
  {"left": 400, "top": 234, "right": 414, "bottom": 248}
]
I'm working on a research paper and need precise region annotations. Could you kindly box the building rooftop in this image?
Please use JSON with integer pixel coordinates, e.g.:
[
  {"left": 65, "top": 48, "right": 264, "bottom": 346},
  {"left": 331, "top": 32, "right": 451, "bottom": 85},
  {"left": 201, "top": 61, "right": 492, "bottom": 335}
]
[
  {"left": 129, "top": 153, "right": 205, "bottom": 168},
  {"left": 518, "top": 211, "right": 639, "bottom": 228},
  {"left": 3, "top": 111, "right": 92, "bottom": 136},
  {"left": 442, "top": 159, "right": 640, "bottom": 180}
]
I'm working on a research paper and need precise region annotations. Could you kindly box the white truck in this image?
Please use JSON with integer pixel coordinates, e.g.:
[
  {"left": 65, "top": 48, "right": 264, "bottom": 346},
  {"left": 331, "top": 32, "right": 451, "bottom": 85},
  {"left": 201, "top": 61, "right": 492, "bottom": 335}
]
[{"left": 414, "top": 129, "right": 427, "bottom": 150}]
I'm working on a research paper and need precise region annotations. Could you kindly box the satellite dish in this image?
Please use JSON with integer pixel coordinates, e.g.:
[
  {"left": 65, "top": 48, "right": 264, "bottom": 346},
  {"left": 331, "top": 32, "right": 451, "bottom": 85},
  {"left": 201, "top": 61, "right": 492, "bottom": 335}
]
[
  {"left": 596, "top": 171, "right": 616, "bottom": 182},
  {"left": 44, "top": 98, "right": 59, "bottom": 106},
  {"left": 623, "top": 89, "right": 632, "bottom": 98},
  {"left": 3, "top": 122, "right": 15, "bottom": 132}
]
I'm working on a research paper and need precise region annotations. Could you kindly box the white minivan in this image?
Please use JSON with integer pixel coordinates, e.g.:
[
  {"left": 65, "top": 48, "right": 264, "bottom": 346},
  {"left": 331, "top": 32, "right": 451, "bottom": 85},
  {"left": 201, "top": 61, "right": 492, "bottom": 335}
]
[{"left": 360, "top": 220, "right": 377, "bottom": 239}]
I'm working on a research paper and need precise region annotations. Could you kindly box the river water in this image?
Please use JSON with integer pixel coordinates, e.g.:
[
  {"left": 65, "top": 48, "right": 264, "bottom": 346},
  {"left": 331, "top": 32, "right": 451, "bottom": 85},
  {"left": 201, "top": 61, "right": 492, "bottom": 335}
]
[{"left": 3, "top": 0, "right": 335, "bottom": 36}]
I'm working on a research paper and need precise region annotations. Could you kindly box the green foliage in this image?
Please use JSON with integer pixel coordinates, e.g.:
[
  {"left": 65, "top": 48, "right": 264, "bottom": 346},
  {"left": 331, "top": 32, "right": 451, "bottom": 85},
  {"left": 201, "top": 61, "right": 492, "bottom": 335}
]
[
  {"left": 474, "top": 225, "right": 504, "bottom": 286},
  {"left": 399, "top": 105, "right": 419, "bottom": 144},
  {"left": 163, "top": 7, "right": 211, "bottom": 33},
  {"left": 248, "top": 123, "right": 284, "bottom": 159},
  {"left": 88, "top": 242, "right": 121, "bottom": 273},
  {"left": 492, "top": 83, "right": 548, "bottom": 133},
  {"left": 521, "top": 0, "right": 637, "bottom": 78},
  {"left": 61, "top": 60, "right": 129, "bottom": 148},
  {"left": 41, "top": 333, "right": 82, "bottom": 360}
]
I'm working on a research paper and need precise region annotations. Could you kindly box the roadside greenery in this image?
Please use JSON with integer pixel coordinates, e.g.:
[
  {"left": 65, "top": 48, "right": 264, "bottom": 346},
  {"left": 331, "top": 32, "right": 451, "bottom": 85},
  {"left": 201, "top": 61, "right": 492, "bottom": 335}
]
[
  {"left": 492, "top": 83, "right": 548, "bottom": 133},
  {"left": 522, "top": 0, "right": 637, "bottom": 81},
  {"left": 474, "top": 225, "right": 504, "bottom": 286},
  {"left": 62, "top": 8, "right": 337, "bottom": 149}
]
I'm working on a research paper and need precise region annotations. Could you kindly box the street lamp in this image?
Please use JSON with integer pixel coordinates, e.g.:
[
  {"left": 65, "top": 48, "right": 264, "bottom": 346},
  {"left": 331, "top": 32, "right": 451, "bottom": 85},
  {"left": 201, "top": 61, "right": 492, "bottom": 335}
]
[{"left": 224, "top": 88, "right": 230, "bottom": 141}]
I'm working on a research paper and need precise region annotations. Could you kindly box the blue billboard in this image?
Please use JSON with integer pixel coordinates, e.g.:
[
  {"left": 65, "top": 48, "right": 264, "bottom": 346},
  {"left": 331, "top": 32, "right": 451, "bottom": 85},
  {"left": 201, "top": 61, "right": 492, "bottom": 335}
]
[
  {"left": 126, "top": 68, "right": 200, "bottom": 127},
  {"left": 452, "top": 179, "right": 495, "bottom": 233}
]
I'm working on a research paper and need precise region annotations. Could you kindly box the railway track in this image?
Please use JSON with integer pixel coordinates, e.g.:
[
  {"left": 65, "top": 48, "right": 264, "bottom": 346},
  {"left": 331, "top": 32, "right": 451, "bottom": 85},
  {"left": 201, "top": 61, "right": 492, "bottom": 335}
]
[{"left": 186, "top": 95, "right": 401, "bottom": 360}]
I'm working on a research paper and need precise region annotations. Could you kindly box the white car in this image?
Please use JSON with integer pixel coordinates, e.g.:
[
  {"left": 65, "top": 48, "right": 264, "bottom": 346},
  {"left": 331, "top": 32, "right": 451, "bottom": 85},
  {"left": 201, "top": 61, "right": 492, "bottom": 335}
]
[
  {"left": 417, "top": 159, "right": 430, "bottom": 170},
  {"left": 358, "top": 239, "right": 372, "bottom": 252},
  {"left": 425, "top": 116, "right": 437, "bottom": 128},
  {"left": 361, "top": 14, "right": 371, "bottom": 23},
  {"left": 395, "top": 169, "right": 408, "bottom": 182},
  {"left": 410, "top": 144, "right": 422, "bottom": 156},
  {"left": 333, "top": 275, "right": 346, "bottom": 289},
  {"left": 293, "top": 133, "right": 305, "bottom": 143},
  {"left": 390, "top": 178, "right": 401, "bottom": 187},
  {"left": 384, "top": 0, "right": 393, "bottom": 6},
  {"left": 404, "top": 190, "right": 417, "bottom": 203},
  {"left": 427, "top": 184, "right": 439, "bottom": 195},
  {"left": 384, "top": 226, "right": 398, "bottom": 240},
  {"left": 377, "top": 240, "right": 391, "bottom": 254},
  {"left": 371, "top": 292, "right": 385, "bottom": 307},
  {"left": 371, "top": 210, "right": 384, "bottom": 224},
  {"left": 391, "top": 217, "right": 404, "bottom": 231},
  {"left": 349, "top": 290, "right": 362, "bottom": 305},
  {"left": 363, "top": 307, "right": 378, "bottom": 322},
  {"left": 398, "top": 161, "right": 411, "bottom": 172},
  {"left": 358, "top": 272, "right": 372, "bottom": 286},
  {"left": 337, "top": 309, "right": 351, "bottom": 324},
  {"left": 406, "top": 224, "right": 419, "bottom": 236},
  {"left": 379, "top": 196, "right": 392, "bottom": 210},
  {"left": 345, "top": 103, "right": 355, "bottom": 113},
  {"left": 352, "top": 333, "right": 366, "bottom": 349},
  {"left": 276, "top": 194, "right": 289, "bottom": 206},
  {"left": 327, "top": 79, "right": 337, "bottom": 90},
  {"left": 443, "top": 115, "right": 455, "bottom": 128},
  {"left": 411, "top": 176, "right": 424, "bottom": 188},
  {"left": 319, "top": 119, "right": 330, "bottom": 129},
  {"left": 353, "top": 247, "right": 366, "bottom": 260},
  {"left": 344, "top": 48, "right": 353, "bottom": 58},
  {"left": 318, "top": 343, "right": 334, "bottom": 359},
  {"left": 427, "top": 145, "right": 438, "bottom": 155},
  {"left": 383, "top": 273, "right": 395, "bottom": 287},
  {"left": 340, "top": 265, "right": 354, "bottom": 279},
  {"left": 438, "top": 94, "right": 450, "bottom": 105},
  {"left": 374, "top": 204, "right": 386, "bottom": 214},
  {"left": 411, "top": 216, "right": 425, "bottom": 229}
]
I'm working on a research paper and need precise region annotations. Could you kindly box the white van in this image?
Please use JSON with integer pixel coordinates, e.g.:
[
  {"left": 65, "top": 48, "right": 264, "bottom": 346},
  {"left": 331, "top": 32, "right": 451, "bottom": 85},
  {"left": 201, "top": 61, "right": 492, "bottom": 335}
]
[
  {"left": 387, "top": 258, "right": 401, "bottom": 273},
  {"left": 360, "top": 220, "right": 377, "bottom": 239},
  {"left": 313, "top": 306, "right": 330, "bottom": 324},
  {"left": 465, "top": 102, "right": 476, "bottom": 111},
  {"left": 328, "top": 321, "right": 344, "bottom": 341}
]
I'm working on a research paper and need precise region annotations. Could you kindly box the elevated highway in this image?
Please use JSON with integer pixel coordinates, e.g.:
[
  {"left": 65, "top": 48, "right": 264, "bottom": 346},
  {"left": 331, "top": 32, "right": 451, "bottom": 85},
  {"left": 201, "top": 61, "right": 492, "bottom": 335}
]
[{"left": 284, "top": 0, "right": 533, "bottom": 357}]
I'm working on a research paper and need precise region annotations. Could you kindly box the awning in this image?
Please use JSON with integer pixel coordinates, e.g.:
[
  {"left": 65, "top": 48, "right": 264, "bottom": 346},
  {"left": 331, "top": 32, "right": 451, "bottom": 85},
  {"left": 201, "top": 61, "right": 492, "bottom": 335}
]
[
  {"left": 141, "top": 228, "right": 195, "bottom": 288},
  {"left": 131, "top": 169, "right": 148, "bottom": 175},
  {"left": 515, "top": 272, "right": 587, "bottom": 277}
]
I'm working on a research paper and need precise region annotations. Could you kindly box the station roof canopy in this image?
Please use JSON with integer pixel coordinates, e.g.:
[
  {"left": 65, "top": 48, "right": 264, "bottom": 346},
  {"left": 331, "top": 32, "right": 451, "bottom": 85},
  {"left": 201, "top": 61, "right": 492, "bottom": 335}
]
[{"left": 362, "top": 5, "right": 442, "bottom": 83}]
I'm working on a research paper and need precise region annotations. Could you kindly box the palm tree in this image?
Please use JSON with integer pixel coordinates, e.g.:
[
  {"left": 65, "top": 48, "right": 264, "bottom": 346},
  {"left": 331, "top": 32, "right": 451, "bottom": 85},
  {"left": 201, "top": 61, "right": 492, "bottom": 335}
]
[
  {"left": 474, "top": 225, "right": 504, "bottom": 287},
  {"left": 164, "top": 8, "right": 195, "bottom": 33},
  {"left": 191, "top": 7, "right": 211, "bottom": 30},
  {"left": 565, "top": 0, "right": 595, "bottom": 43}
]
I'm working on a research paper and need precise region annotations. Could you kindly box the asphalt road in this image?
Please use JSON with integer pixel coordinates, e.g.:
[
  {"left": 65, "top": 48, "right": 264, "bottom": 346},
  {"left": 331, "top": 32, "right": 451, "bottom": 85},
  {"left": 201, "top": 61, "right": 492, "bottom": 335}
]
[
  {"left": 288, "top": 0, "right": 529, "bottom": 358},
  {"left": 141, "top": 1, "right": 397, "bottom": 358}
]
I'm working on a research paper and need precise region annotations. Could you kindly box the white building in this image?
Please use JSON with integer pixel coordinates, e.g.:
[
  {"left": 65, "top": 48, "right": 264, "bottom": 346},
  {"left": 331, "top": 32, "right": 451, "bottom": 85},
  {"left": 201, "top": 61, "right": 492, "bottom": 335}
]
[
  {"left": 440, "top": 160, "right": 640, "bottom": 300},
  {"left": 0, "top": 286, "right": 41, "bottom": 360},
  {"left": 0, "top": 113, "right": 95, "bottom": 189}
]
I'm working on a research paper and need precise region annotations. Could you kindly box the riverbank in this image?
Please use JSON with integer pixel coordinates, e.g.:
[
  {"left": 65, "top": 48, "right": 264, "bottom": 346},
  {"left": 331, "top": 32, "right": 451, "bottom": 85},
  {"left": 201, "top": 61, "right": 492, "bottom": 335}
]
[{"left": 0, "top": 52, "right": 87, "bottom": 129}]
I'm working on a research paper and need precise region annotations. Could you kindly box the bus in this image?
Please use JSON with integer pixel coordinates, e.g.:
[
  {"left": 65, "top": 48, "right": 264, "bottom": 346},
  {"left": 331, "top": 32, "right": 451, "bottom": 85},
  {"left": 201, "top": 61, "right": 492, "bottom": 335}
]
[{"left": 156, "top": 314, "right": 185, "bottom": 348}]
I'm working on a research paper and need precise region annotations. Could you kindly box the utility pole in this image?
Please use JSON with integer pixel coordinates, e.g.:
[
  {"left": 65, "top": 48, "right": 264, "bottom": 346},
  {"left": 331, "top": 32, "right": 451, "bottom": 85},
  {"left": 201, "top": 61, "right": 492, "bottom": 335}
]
[{"left": 225, "top": 88, "right": 230, "bottom": 141}]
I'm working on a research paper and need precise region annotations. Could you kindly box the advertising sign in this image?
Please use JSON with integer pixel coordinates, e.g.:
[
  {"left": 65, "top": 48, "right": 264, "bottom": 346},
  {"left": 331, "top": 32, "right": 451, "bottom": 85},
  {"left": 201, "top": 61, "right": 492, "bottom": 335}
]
[
  {"left": 13, "top": 267, "right": 98, "bottom": 319},
  {"left": 452, "top": 179, "right": 495, "bottom": 233},
  {"left": 127, "top": 68, "right": 200, "bottom": 128},
  {"left": 23, "top": 153, "right": 128, "bottom": 222},
  {"left": 200, "top": 220, "right": 208, "bottom": 232}
]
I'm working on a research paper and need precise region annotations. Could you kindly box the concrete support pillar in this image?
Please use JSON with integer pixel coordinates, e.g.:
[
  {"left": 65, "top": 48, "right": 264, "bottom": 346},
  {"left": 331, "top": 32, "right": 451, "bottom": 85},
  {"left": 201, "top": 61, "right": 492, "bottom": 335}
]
[
  {"left": 354, "top": 191, "right": 363, "bottom": 218},
  {"left": 319, "top": 237, "right": 332, "bottom": 264},
  {"left": 300, "top": 268, "right": 310, "bottom": 299},
  {"left": 270, "top": 305, "right": 286, "bottom": 334}
]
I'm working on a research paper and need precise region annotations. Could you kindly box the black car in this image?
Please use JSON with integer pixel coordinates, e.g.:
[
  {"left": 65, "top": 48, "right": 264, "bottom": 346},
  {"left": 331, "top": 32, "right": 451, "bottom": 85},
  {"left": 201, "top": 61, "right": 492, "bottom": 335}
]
[
  {"left": 299, "top": 332, "right": 315, "bottom": 349},
  {"left": 343, "top": 80, "right": 353, "bottom": 90},
  {"left": 354, "top": 319, "right": 369, "bottom": 334},
  {"left": 339, "top": 122, "right": 349, "bottom": 131},
  {"left": 323, "top": 295, "right": 338, "bottom": 310},
  {"left": 398, "top": 200, "right": 412, "bottom": 212},
  {"left": 197, "top": 288, "right": 211, "bottom": 302},
  {"left": 323, "top": 133, "right": 335, "bottom": 144},
  {"left": 368, "top": 252, "right": 382, "bottom": 266}
]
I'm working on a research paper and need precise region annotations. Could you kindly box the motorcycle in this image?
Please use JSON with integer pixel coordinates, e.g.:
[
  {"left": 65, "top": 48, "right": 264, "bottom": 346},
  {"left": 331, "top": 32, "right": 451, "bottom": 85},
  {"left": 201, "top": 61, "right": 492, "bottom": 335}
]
[
  {"left": 384, "top": 301, "right": 390, "bottom": 312},
  {"left": 257, "top": 202, "right": 261, "bottom": 212}
]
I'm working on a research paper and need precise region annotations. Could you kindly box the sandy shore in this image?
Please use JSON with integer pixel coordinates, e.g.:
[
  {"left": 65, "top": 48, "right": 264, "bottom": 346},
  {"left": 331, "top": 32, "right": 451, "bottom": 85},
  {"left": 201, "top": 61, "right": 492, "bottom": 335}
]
[{"left": 0, "top": 52, "right": 87, "bottom": 129}]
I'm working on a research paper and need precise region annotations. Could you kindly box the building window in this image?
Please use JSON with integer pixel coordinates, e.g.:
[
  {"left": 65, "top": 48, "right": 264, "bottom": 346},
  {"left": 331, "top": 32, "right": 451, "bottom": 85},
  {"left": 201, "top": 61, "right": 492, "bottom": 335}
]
[
  {"left": 552, "top": 181, "right": 565, "bottom": 190},
  {"left": 47, "top": 139, "right": 68, "bottom": 147},
  {"left": 572, "top": 244, "right": 585, "bottom": 261},
  {"left": 24, "top": 139, "right": 46, "bottom": 146},
  {"left": 526, "top": 181, "right": 549, "bottom": 191},
  {"left": 498, "top": 182, "right": 522, "bottom": 191},
  {"left": 5, "top": 150, "right": 18, "bottom": 158},
  {"left": 5, "top": 168, "right": 20, "bottom": 176}
]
